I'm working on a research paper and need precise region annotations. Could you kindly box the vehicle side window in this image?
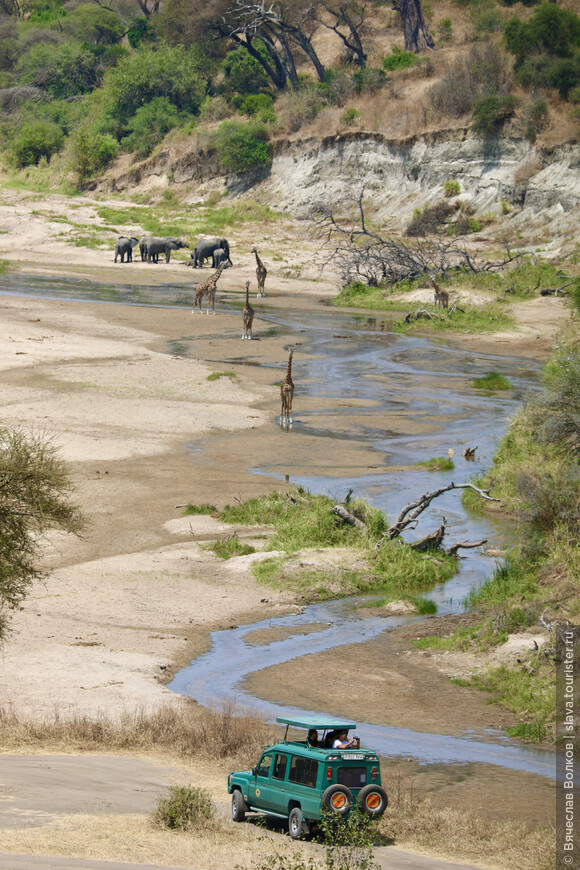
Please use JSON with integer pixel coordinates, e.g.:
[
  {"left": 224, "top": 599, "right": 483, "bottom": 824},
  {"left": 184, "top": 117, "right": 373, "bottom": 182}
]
[
  {"left": 256, "top": 754, "right": 273, "bottom": 778},
  {"left": 337, "top": 766, "right": 367, "bottom": 788},
  {"left": 273, "top": 754, "right": 288, "bottom": 781},
  {"left": 288, "top": 755, "right": 319, "bottom": 789}
]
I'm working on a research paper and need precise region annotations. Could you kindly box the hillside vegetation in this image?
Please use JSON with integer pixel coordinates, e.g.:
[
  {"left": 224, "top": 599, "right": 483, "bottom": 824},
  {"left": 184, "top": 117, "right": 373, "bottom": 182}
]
[{"left": 0, "top": 0, "right": 578, "bottom": 191}]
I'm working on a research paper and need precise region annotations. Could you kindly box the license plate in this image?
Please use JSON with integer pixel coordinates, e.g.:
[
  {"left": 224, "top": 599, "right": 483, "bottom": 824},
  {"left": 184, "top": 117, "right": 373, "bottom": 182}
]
[{"left": 347, "top": 754, "right": 364, "bottom": 760}]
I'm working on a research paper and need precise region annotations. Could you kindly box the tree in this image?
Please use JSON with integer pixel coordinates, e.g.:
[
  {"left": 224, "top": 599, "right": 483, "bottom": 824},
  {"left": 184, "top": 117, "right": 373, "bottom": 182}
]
[
  {"left": 399, "top": 0, "right": 434, "bottom": 52},
  {"left": 0, "top": 428, "right": 85, "bottom": 641},
  {"left": 314, "top": 0, "right": 369, "bottom": 67}
]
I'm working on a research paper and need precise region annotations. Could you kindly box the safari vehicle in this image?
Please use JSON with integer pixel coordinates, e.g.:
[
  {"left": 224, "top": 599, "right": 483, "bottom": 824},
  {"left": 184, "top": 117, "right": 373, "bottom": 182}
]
[{"left": 227, "top": 716, "right": 388, "bottom": 839}]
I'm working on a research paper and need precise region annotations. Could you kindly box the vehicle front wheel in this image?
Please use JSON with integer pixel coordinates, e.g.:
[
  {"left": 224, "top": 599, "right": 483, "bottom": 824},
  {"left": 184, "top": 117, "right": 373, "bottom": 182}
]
[
  {"left": 231, "top": 790, "right": 248, "bottom": 822},
  {"left": 357, "top": 784, "right": 388, "bottom": 817},
  {"left": 289, "top": 806, "right": 304, "bottom": 839}
]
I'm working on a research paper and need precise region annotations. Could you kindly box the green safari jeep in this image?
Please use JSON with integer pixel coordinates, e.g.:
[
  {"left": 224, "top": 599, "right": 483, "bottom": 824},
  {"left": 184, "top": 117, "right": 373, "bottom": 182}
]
[{"left": 227, "top": 716, "right": 388, "bottom": 839}]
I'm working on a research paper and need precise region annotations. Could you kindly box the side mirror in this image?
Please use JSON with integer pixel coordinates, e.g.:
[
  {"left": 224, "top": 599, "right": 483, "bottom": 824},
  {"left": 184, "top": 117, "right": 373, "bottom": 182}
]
[{"left": 252, "top": 767, "right": 257, "bottom": 776}]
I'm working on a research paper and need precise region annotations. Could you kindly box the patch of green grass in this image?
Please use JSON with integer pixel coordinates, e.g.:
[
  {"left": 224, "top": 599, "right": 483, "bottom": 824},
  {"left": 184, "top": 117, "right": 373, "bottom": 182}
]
[
  {"left": 0, "top": 259, "right": 9, "bottom": 274},
  {"left": 506, "top": 721, "right": 547, "bottom": 742},
  {"left": 207, "top": 371, "right": 237, "bottom": 381},
  {"left": 71, "top": 235, "right": 109, "bottom": 249},
  {"left": 223, "top": 489, "right": 459, "bottom": 601},
  {"left": 469, "top": 657, "right": 555, "bottom": 742},
  {"left": 416, "top": 457, "right": 455, "bottom": 471},
  {"left": 182, "top": 503, "right": 217, "bottom": 515},
  {"left": 393, "top": 305, "right": 515, "bottom": 335},
  {"left": 413, "top": 624, "right": 482, "bottom": 651},
  {"left": 466, "top": 559, "right": 538, "bottom": 608},
  {"left": 472, "top": 372, "right": 512, "bottom": 391},
  {"left": 207, "top": 537, "right": 256, "bottom": 560}
]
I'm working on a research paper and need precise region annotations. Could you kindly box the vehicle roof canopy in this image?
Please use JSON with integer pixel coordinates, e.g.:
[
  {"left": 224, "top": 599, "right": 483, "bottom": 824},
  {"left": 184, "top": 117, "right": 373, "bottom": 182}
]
[{"left": 276, "top": 716, "right": 357, "bottom": 731}]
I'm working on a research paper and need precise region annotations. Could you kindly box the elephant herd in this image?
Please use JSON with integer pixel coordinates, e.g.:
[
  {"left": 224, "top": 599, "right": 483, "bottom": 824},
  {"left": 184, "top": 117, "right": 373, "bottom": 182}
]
[{"left": 114, "top": 235, "right": 231, "bottom": 267}]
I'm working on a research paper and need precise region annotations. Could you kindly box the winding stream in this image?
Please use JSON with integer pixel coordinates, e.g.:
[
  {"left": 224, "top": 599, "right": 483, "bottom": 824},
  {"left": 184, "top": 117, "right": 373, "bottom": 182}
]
[{"left": 0, "top": 273, "right": 555, "bottom": 780}]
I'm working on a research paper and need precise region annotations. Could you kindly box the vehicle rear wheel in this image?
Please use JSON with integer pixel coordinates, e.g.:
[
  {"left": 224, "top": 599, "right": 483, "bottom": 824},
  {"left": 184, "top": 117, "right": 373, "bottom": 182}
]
[
  {"left": 321, "top": 784, "right": 353, "bottom": 816},
  {"left": 231, "top": 790, "right": 248, "bottom": 822},
  {"left": 289, "top": 806, "right": 304, "bottom": 839},
  {"left": 357, "top": 784, "right": 388, "bottom": 817}
]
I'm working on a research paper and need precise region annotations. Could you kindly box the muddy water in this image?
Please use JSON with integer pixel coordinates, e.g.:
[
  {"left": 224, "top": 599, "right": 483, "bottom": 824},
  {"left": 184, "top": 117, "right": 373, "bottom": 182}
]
[{"left": 0, "top": 273, "right": 553, "bottom": 780}]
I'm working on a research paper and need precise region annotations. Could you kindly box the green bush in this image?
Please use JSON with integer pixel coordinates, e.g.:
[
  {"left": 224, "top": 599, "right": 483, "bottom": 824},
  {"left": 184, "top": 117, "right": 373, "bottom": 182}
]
[
  {"left": 233, "top": 92, "right": 276, "bottom": 123},
  {"left": 10, "top": 120, "right": 64, "bottom": 167},
  {"left": 221, "top": 44, "right": 271, "bottom": 95},
  {"left": 505, "top": 4, "right": 580, "bottom": 99},
  {"left": 16, "top": 41, "right": 100, "bottom": 99},
  {"left": 438, "top": 18, "right": 453, "bottom": 42},
  {"left": 383, "top": 47, "right": 417, "bottom": 72},
  {"left": 151, "top": 785, "right": 215, "bottom": 831},
  {"left": 352, "top": 67, "right": 386, "bottom": 93},
  {"left": 444, "top": 180, "right": 460, "bottom": 197},
  {"left": 69, "top": 127, "right": 118, "bottom": 185},
  {"left": 63, "top": 3, "right": 125, "bottom": 45},
  {"left": 211, "top": 120, "right": 270, "bottom": 172},
  {"left": 472, "top": 94, "right": 517, "bottom": 133},
  {"left": 524, "top": 97, "right": 548, "bottom": 141},
  {"left": 340, "top": 107, "right": 360, "bottom": 125},
  {"left": 100, "top": 45, "right": 208, "bottom": 134},
  {"left": 122, "top": 96, "right": 184, "bottom": 157},
  {"left": 127, "top": 17, "right": 156, "bottom": 49}
]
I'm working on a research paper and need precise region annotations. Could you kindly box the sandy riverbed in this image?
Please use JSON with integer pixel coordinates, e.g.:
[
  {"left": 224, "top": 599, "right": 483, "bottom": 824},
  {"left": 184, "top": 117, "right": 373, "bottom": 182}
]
[{"left": 0, "top": 187, "right": 568, "bottom": 835}]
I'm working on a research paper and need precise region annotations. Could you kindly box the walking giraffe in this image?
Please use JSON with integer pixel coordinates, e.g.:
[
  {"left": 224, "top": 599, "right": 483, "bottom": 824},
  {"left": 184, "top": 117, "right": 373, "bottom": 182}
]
[
  {"left": 242, "top": 280, "right": 254, "bottom": 340},
  {"left": 192, "top": 266, "right": 223, "bottom": 314},
  {"left": 251, "top": 247, "right": 267, "bottom": 297},
  {"left": 280, "top": 346, "right": 294, "bottom": 429}
]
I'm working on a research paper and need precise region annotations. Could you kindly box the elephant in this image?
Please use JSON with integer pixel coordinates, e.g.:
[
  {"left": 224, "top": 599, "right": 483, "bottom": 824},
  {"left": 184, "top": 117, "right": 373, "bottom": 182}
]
[
  {"left": 143, "top": 237, "right": 189, "bottom": 264},
  {"left": 114, "top": 236, "right": 139, "bottom": 263},
  {"left": 191, "top": 237, "right": 230, "bottom": 268},
  {"left": 212, "top": 247, "right": 232, "bottom": 269}
]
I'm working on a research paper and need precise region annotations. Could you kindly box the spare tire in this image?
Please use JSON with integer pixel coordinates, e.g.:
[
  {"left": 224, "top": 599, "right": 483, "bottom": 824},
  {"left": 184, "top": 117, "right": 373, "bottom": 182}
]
[
  {"left": 322, "top": 784, "right": 353, "bottom": 815},
  {"left": 357, "top": 784, "right": 388, "bottom": 817}
]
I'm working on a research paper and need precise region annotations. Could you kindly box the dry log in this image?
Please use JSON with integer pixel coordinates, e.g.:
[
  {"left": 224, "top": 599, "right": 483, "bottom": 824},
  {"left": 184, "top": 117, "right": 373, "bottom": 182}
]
[
  {"left": 446, "top": 538, "right": 487, "bottom": 556},
  {"left": 540, "top": 281, "right": 573, "bottom": 297},
  {"left": 332, "top": 504, "right": 366, "bottom": 530},
  {"left": 409, "top": 519, "right": 447, "bottom": 551},
  {"left": 377, "top": 481, "right": 499, "bottom": 545}
]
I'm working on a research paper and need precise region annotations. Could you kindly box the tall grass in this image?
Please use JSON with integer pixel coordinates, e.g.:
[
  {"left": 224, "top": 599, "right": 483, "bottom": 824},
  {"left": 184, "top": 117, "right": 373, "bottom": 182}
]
[{"left": 0, "top": 702, "right": 272, "bottom": 770}]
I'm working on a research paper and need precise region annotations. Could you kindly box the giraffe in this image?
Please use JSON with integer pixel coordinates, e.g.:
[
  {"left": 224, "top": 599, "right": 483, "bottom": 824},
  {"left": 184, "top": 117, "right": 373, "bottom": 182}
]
[
  {"left": 251, "top": 247, "right": 267, "bottom": 297},
  {"left": 193, "top": 266, "right": 223, "bottom": 315},
  {"left": 280, "top": 345, "right": 294, "bottom": 429},
  {"left": 432, "top": 278, "right": 449, "bottom": 310},
  {"left": 242, "top": 280, "right": 255, "bottom": 340}
]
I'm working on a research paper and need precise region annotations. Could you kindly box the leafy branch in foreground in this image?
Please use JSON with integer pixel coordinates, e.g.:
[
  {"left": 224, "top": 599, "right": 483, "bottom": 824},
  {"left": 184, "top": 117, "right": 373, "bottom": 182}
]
[
  {"left": 313, "top": 189, "right": 520, "bottom": 287},
  {"left": 0, "top": 427, "right": 85, "bottom": 640}
]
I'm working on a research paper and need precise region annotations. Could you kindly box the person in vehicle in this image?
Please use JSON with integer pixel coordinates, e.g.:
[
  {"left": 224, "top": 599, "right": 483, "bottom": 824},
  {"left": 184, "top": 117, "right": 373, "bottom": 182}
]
[
  {"left": 332, "top": 730, "right": 360, "bottom": 749},
  {"left": 307, "top": 729, "right": 320, "bottom": 748}
]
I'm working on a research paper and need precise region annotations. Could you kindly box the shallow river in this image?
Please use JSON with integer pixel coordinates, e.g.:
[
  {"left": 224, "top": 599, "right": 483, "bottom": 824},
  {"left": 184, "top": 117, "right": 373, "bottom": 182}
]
[{"left": 0, "top": 273, "right": 555, "bottom": 780}]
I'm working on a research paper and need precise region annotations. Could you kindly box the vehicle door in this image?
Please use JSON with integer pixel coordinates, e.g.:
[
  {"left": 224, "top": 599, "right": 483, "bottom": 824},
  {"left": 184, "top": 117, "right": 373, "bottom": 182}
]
[
  {"left": 248, "top": 752, "right": 277, "bottom": 812},
  {"left": 287, "top": 753, "right": 320, "bottom": 819},
  {"left": 268, "top": 752, "right": 290, "bottom": 814}
]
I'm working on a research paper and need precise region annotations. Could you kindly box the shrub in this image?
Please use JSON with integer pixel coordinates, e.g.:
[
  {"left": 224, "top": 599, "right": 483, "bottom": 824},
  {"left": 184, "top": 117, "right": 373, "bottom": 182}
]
[
  {"left": 211, "top": 120, "right": 270, "bottom": 172},
  {"left": 16, "top": 41, "right": 100, "bottom": 99},
  {"left": 284, "top": 87, "right": 329, "bottom": 131},
  {"left": 325, "top": 71, "right": 356, "bottom": 107},
  {"left": 430, "top": 43, "right": 512, "bottom": 118},
  {"left": 221, "top": 44, "right": 271, "bottom": 95},
  {"left": 406, "top": 201, "right": 456, "bottom": 236},
  {"left": 528, "top": 342, "right": 580, "bottom": 454},
  {"left": 151, "top": 785, "right": 216, "bottom": 831},
  {"left": 10, "top": 121, "right": 64, "bottom": 167},
  {"left": 438, "top": 18, "right": 453, "bottom": 43},
  {"left": 383, "top": 47, "right": 417, "bottom": 72},
  {"left": 122, "top": 96, "right": 184, "bottom": 157},
  {"left": 100, "top": 45, "right": 208, "bottom": 133},
  {"left": 472, "top": 93, "right": 518, "bottom": 133},
  {"left": 69, "top": 127, "right": 118, "bottom": 185},
  {"left": 234, "top": 92, "right": 276, "bottom": 123},
  {"left": 524, "top": 97, "right": 548, "bottom": 141},
  {"left": 340, "top": 107, "right": 360, "bottom": 125},
  {"left": 352, "top": 67, "right": 386, "bottom": 93},
  {"left": 444, "top": 180, "right": 460, "bottom": 197},
  {"left": 199, "top": 95, "right": 231, "bottom": 122},
  {"left": 127, "top": 17, "right": 156, "bottom": 49}
]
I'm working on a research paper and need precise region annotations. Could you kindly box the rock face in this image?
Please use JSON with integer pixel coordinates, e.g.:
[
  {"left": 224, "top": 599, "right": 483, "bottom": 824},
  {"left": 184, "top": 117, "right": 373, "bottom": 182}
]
[
  {"left": 107, "top": 128, "right": 580, "bottom": 228},
  {"left": 261, "top": 132, "right": 580, "bottom": 225}
]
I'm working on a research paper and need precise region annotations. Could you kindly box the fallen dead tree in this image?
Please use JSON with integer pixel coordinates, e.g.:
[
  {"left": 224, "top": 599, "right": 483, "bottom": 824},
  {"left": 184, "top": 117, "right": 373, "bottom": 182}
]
[{"left": 332, "top": 481, "right": 498, "bottom": 555}]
